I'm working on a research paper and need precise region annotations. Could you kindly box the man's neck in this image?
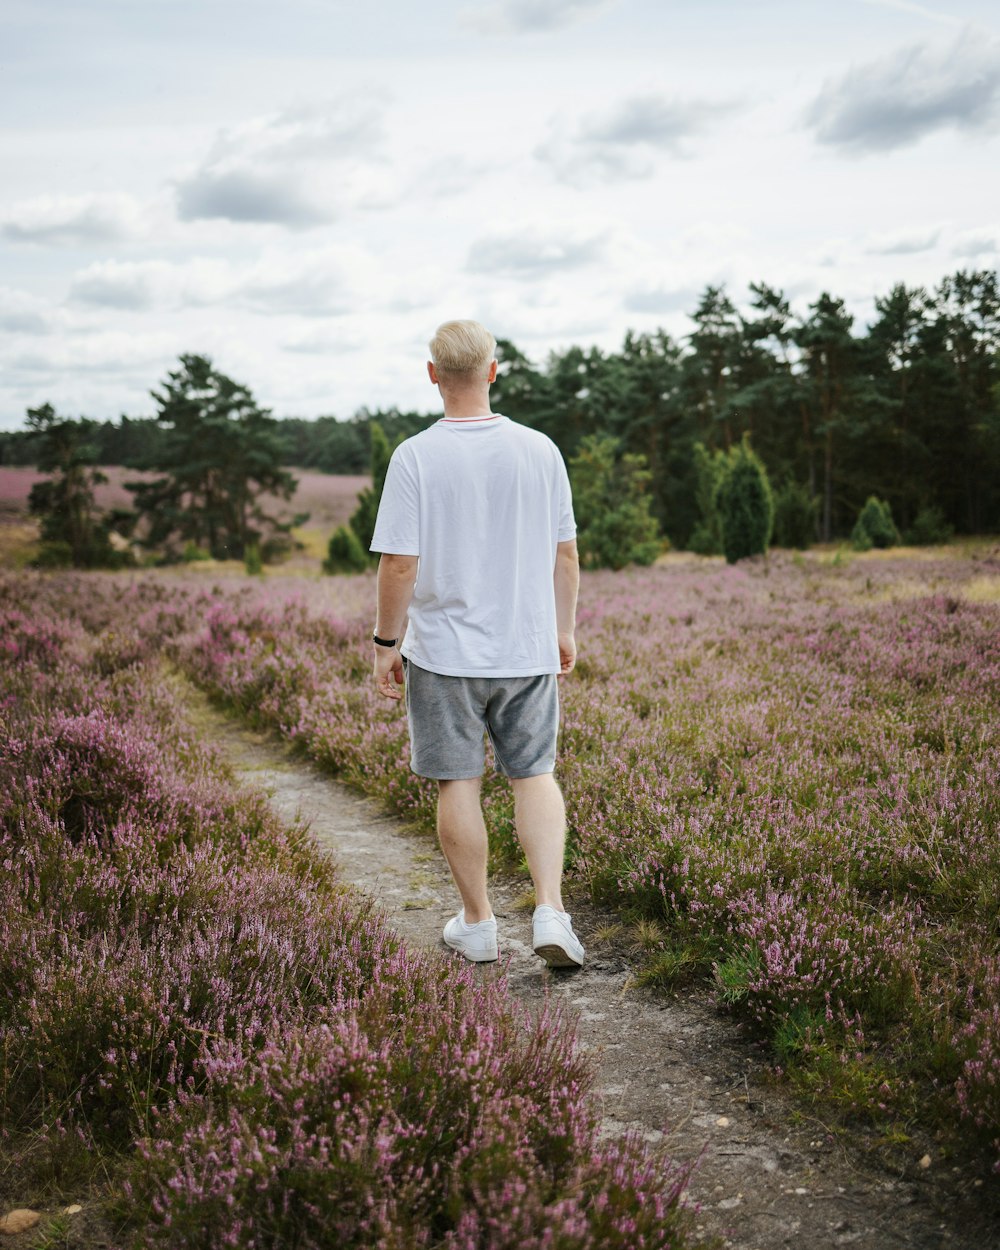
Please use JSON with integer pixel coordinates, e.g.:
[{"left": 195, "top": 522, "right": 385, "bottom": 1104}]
[{"left": 441, "top": 386, "right": 493, "bottom": 419}]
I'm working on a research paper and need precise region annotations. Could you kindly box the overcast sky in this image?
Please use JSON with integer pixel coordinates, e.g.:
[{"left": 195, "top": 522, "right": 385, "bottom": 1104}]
[{"left": 2, "top": 0, "right": 999, "bottom": 430}]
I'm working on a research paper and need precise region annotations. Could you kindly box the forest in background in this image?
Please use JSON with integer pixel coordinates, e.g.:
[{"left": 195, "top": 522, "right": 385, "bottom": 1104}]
[{"left": 2, "top": 270, "right": 998, "bottom": 548}]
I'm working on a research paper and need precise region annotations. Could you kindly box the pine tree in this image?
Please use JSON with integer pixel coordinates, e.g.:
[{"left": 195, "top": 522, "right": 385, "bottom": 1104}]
[
  {"left": 128, "top": 356, "right": 298, "bottom": 562},
  {"left": 26, "top": 404, "right": 120, "bottom": 568}
]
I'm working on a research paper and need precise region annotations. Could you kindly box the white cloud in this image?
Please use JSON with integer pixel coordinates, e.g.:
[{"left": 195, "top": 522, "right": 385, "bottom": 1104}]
[
  {"left": 466, "top": 222, "right": 608, "bottom": 275},
  {"left": 537, "top": 94, "right": 739, "bottom": 185},
  {"left": 864, "top": 226, "right": 942, "bottom": 254},
  {"left": 1, "top": 193, "right": 143, "bottom": 247},
  {"left": 68, "top": 247, "right": 370, "bottom": 318},
  {"left": 460, "top": 0, "right": 619, "bottom": 35},
  {"left": 176, "top": 168, "right": 333, "bottom": 229},
  {"left": 234, "top": 252, "right": 358, "bottom": 317},
  {"left": 205, "top": 100, "right": 385, "bottom": 167},
  {"left": 70, "top": 260, "right": 174, "bottom": 310},
  {"left": 806, "top": 27, "right": 1000, "bottom": 153},
  {"left": 623, "top": 285, "right": 701, "bottom": 315},
  {"left": 0, "top": 286, "right": 51, "bottom": 334},
  {"left": 175, "top": 98, "right": 388, "bottom": 228},
  {"left": 3, "top": 329, "right": 177, "bottom": 380},
  {"left": 282, "top": 326, "right": 365, "bottom": 356},
  {"left": 858, "top": 0, "right": 964, "bottom": 26},
  {"left": 412, "top": 157, "right": 490, "bottom": 201},
  {"left": 951, "top": 228, "right": 998, "bottom": 257}
]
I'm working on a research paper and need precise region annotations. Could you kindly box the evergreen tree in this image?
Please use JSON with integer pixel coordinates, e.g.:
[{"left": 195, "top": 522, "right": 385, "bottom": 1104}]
[
  {"left": 715, "top": 435, "right": 774, "bottom": 563},
  {"left": 490, "top": 338, "right": 547, "bottom": 428},
  {"left": 128, "top": 355, "right": 298, "bottom": 562},
  {"left": 688, "top": 442, "right": 725, "bottom": 555},
  {"left": 323, "top": 524, "right": 369, "bottom": 573},
  {"left": 26, "top": 404, "right": 121, "bottom": 568},
  {"left": 936, "top": 270, "right": 1000, "bottom": 532},
  {"left": 795, "top": 294, "right": 870, "bottom": 542},
  {"left": 569, "top": 434, "right": 662, "bottom": 570},
  {"left": 771, "top": 479, "right": 818, "bottom": 549},
  {"left": 682, "top": 286, "right": 743, "bottom": 450},
  {"left": 866, "top": 283, "right": 931, "bottom": 532},
  {"left": 740, "top": 283, "right": 809, "bottom": 489},
  {"left": 851, "top": 496, "right": 899, "bottom": 550},
  {"left": 347, "top": 422, "right": 396, "bottom": 559},
  {"left": 903, "top": 505, "right": 953, "bottom": 546},
  {"left": 615, "top": 329, "right": 684, "bottom": 532}
]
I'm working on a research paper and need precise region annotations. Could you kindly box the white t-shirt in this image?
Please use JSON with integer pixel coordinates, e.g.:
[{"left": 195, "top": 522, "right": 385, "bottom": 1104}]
[{"left": 370, "top": 414, "right": 576, "bottom": 677}]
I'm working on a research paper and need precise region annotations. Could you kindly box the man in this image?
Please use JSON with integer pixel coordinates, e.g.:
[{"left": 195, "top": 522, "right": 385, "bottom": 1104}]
[{"left": 370, "top": 319, "right": 584, "bottom": 968}]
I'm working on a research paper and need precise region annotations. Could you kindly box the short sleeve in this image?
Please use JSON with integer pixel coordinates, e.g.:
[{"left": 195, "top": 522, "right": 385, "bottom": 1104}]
[
  {"left": 556, "top": 451, "right": 576, "bottom": 543},
  {"left": 370, "top": 445, "right": 420, "bottom": 555}
]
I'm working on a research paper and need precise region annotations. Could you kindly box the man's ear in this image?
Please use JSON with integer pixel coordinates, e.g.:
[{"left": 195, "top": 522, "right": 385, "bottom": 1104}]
[
  {"left": 427, "top": 361, "right": 439, "bottom": 384},
  {"left": 487, "top": 359, "right": 498, "bottom": 383}
]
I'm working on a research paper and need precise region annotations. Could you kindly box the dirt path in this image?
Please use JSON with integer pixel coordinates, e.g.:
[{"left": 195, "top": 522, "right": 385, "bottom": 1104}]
[{"left": 204, "top": 707, "right": 995, "bottom": 1250}]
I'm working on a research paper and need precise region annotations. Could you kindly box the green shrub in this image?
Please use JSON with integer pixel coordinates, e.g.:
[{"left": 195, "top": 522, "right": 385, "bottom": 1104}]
[
  {"left": 688, "top": 443, "right": 724, "bottom": 555},
  {"left": 569, "top": 435, "right": 662, "bottom": 570},
  {"left": 323, "top": 524, "right": 369, "bottom": 574},
  {"left": 349, "top": 422, "right": 395, "bottom": 559},
  {"left": 33, "top": 540, "right": 74, "bottom": 569},
  {"left": 772, "top": 479, "right": 818, "bottom": 549},
  {"left": 904, "top": 505, "right": 954, "bottom": 546},
  {"left": 715, "top": 435, "right": 774, "bottom": 564},
  {"left": 244, "top": 542, "right": 263, "bottom": 576},
  {"left": 851, "top": 496, "right": 899, "bottom": 551},
  {"left": 182, "top": 542, "right": 212, "bottom": 563}
]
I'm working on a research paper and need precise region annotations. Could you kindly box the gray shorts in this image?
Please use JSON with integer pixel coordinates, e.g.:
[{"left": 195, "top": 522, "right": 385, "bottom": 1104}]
[{"left": 404, "top": 660, "right": 559, "bottom": 780}]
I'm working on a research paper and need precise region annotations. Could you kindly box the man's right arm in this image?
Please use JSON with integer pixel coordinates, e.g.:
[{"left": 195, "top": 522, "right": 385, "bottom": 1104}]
[{"left": 554, "top": 538, "right": 579, "bottom": 675}]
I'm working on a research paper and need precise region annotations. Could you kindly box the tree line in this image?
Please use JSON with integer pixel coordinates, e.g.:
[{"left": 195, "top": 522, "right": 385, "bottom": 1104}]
[
  {"left": 489, "top": 269, "right": 1000, "bottom": 547},
  {"left": 5, "top": 269, "right": 998, "bottom": 568}
]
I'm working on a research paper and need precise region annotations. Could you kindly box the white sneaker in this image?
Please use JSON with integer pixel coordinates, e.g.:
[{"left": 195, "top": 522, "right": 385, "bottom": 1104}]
[
  {"left": 443, "top": 909, "right": 499, "bottom": 963},
  {"left": 532, "top": 905, "right": 585, "bottom": 968}
]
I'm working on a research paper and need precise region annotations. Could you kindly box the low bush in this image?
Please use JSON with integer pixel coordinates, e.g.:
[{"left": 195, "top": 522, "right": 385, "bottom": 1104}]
[
  {"left": 714, "top": 436, "right": 774, "bottom": 563},
  {"left": 324, "top": 522, "right": 369, "bottom": 573},
  {"left": 904, "top": 504, "right": 954, "bottom": 546},
  {"left": 851, "top": 495, "right": 899, "bottom": 551},
  {"left": 771, "top": 479, "right": 817, "bottom": 549}
]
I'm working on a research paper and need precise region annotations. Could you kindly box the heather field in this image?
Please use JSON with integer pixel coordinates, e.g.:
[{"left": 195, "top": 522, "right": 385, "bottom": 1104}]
[
  {"left": 157, "top": 547, "right": 999, "bottom": 1171},
  {"left": 0, "top": 466, "right": 366, "bottom": 528},
  {"left": 2, "top": 547, "right": 1000, "bottom": 1240},
  {"left": 0, "top": 466, "right": 367, "bottom": 570},
  {"left": 0, "top": 572, "right": 695, "bottom": 1248}
]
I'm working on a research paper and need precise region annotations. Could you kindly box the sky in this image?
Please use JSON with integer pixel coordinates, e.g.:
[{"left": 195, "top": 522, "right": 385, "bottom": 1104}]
[{"left": 1, "top": 0, "right": 999, "bottom": 430}]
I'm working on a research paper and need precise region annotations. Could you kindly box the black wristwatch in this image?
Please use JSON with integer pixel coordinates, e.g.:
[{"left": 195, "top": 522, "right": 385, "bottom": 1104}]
[{"left": 372, "top": 633, "right": 398, "bottom": 648}]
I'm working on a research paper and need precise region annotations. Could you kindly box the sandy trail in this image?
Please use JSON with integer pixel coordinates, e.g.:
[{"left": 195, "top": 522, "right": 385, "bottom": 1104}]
[{"left": 203, "top": 704, "right": 991, "bottom": 1250}]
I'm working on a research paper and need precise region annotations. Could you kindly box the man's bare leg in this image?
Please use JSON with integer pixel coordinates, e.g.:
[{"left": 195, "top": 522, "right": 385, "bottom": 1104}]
[
  {"left": 437, "top": 778, "right": 493, "bottom": 923},
  {"left": 511, "top": 773, "right": 566, "bottom": 912}
]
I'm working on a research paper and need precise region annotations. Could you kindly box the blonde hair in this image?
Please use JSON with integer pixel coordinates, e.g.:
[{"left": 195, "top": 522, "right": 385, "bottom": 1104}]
[{"left": 429, "top": 320, "right": 496, "bottom": 380}]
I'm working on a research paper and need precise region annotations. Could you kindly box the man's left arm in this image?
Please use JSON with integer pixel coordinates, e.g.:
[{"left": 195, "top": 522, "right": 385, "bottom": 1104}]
[{"left": 373, "top": 553, "right": 418, "bottom": 700}]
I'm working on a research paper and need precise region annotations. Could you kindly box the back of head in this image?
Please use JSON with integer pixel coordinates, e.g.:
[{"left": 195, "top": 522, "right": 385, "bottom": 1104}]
[{"left": 429, "top": 320, "right": 497, "bottom": 383}]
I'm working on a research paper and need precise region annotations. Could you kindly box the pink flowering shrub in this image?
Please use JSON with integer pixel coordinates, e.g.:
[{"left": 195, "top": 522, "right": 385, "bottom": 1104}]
[
  {"left": 32, "top": 552, "right": 995, "bottom": 1166},
  {"left": 4, "top": 553, "right": 999, "bottom": 1169},
  {"left": 127, "top": 981, "right": 687, "bottom": 1249},
  {"left": 955, "top": 959, "right": 1000, "bottom": 1169},
  {"left": 0, "top": 571, "right": 697, "bottom": 1247}
]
